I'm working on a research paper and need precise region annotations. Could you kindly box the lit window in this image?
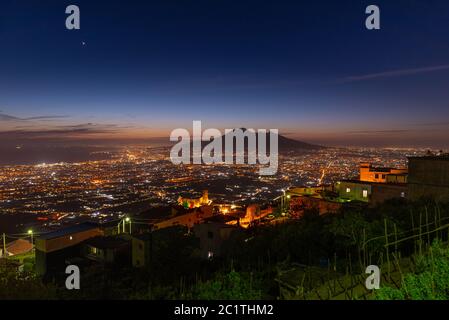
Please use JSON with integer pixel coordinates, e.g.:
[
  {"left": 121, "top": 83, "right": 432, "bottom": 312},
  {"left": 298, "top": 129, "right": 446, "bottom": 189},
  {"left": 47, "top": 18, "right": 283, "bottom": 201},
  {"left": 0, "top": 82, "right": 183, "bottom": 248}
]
[
  {"left": 346, "top": 188, "right": 351, "bottom": 193},
  {"left": 401, "top": 192, "right": 405, "bottom": 198},
  {"left": 363, "top": 190, "right": 368, "bottom": 198}
]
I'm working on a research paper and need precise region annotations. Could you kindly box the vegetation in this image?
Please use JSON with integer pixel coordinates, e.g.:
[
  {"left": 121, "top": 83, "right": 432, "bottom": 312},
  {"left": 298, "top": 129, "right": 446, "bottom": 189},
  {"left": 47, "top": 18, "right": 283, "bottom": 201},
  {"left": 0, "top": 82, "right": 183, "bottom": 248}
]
[
  {"left": 1, "top": 199, "right": 449, "bottom": 300},
  {"left": 187, "top": 271, "right": 263, "bottom": 300},
  {"left": 376, "top": 240, "right": 449, "bottom": 300},
  {"left": 0, "top": 269, "right": 57, "bottom": 300}
]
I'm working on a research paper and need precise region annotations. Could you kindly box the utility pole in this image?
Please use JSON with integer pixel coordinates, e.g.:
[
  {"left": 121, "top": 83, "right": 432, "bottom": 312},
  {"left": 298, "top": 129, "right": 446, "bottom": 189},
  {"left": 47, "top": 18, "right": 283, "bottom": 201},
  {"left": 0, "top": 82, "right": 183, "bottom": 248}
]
[
  {"left": 2, "top": 233, "right": 6, "bottom": 258},
  {"left": 28, "top": 230, "right": 33, "bottom": 246}
]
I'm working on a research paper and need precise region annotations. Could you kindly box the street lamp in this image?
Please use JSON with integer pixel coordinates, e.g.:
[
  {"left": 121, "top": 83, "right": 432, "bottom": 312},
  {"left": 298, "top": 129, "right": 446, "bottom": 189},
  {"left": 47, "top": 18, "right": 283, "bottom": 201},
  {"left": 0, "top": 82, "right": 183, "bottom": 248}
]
[
  {"left": 27, "top": 229, "right": 33, "bottom": 246},
  {"left": 281, "top": 189, "right": 291, "bottom": 214},
  {"left": 280, "top": 189, "right": 285, "bottom": 214},
  {"left": 118, "top": 217, "right": 132, "bottom": 234},
  {"left": 125, "top": 217, "right": 131, "bottom": 233}
]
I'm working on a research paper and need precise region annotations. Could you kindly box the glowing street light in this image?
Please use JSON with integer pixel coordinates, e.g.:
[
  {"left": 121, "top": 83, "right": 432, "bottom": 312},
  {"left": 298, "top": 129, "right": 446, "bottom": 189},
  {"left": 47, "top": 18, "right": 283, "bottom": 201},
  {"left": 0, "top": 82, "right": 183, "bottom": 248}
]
[
  {"left": 28, "top": 229, "right": 33, "bottom": 246},
  {"left": 280, "top": 189, "right": 290, "bottom": 214},
  {"left": 125, "top": 217, "right": 132, "bottom": 233},
  {"left": 118, "top": 217, "right": 132, "bottom": 234}
]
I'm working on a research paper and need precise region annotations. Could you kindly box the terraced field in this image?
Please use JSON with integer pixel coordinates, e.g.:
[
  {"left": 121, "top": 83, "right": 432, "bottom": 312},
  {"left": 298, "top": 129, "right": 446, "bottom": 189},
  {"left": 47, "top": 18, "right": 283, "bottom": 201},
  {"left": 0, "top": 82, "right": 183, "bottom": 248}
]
[{"left": 276, "top": 256, "right": 418, "bottom": 300}]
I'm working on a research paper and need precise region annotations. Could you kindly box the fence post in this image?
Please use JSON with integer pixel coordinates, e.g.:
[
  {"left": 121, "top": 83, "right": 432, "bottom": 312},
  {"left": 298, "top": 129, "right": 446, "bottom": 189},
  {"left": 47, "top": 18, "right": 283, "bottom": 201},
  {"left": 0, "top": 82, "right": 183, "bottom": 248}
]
[
  {"left": 410, "top": 210, "right": 417, "bottom": 255},
  {"left": 419, "top": 211, "right": 423, "bottom": 256},
  {"left": 394, "top": 223, "right": 398, "bottom": 260},
  {"left": 363, "top": 228, "right": 367, "bottom": 268},
  {"left": 425, "top": 206, "right": 430, "bottom": 247},
  {"left": 384, "top": 219, "right": 390, "bottom": 277}
]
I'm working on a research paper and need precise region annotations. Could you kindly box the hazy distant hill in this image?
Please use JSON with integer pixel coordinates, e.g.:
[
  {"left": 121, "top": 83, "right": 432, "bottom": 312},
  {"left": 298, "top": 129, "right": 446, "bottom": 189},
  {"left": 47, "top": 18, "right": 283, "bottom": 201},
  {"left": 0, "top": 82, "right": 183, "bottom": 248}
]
[
  {"left": 221, "top": 128, "right": 323, "bottom": 152},
  {"left": 273, "top": 132, "right": 323, "bottom": 151},
  {"left": 180, "top": 128, "right": 323, "bottom": 155}
]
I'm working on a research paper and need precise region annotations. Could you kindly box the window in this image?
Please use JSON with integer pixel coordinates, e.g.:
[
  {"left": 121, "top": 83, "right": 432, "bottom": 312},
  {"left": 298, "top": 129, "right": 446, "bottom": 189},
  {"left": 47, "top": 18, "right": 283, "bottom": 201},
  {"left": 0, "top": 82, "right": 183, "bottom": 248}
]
[
  {"left": 382, "top": 174, "right": 386, "bottom": 179},
  {"left": 401, "top": 192, "right": 406, "bottom": 198},
  {"left": 89, "top": 246, "right": 99, "bottom": 255},
  {"left": 207, "top": 231, "right": 214, "bottom": 239},
  {"left": 363, "top": 190, "right": 368, "bottom": 198},
  {"left": 375, "top": 174, "right": 379, "bottom": 179},
  {"left": 346, "top": 188, "right": 351, "bottom": 193}
]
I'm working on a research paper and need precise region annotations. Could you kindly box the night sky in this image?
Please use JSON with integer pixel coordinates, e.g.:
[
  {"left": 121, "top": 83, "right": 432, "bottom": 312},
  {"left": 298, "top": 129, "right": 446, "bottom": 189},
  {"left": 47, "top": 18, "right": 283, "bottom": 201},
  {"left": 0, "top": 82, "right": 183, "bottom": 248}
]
[{"left": 1, "top": 0, "right": 449, "bottom": 147}]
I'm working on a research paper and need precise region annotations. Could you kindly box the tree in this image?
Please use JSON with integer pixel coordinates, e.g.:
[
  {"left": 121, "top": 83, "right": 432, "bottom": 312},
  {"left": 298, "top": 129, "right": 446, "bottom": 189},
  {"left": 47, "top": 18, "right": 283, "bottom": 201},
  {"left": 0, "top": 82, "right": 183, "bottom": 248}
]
[{"left": 0, "top": 268, "right": 57, "bottom": 300}]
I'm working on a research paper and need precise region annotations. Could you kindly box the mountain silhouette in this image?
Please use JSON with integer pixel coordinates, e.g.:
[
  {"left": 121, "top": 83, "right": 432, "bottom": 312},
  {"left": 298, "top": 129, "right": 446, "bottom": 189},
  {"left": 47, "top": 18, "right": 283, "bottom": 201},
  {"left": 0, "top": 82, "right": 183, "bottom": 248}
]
[{"left": 183, "top": 128, "right": 323, "bottom": 155}]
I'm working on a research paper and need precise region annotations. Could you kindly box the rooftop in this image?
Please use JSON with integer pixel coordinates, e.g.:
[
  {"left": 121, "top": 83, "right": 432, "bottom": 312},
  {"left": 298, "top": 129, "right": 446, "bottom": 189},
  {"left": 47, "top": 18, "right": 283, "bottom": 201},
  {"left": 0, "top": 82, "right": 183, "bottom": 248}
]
[
  {"left": 203, "top": 214, "right": 238, "bottom": 224},
  {"left": 84, "top": 236, "right": 129, "bottom": 249},
  {"left": 38, "top": 222, "right": 99, "bottom": 240},
  {"left": 5, "top": 239, "right": 33, "bottom": 256},
  {"left": 340, "top": 180, "right": 407, "bottom": 187},
  {"left": 408, "top": 155, "right": 449, "bottom": 161},
  {"left": 367, "top": 167, "right": 394, "bottom": 173},
  {"left": 132, "top": 233, "right": 153, "bottom": 241}
]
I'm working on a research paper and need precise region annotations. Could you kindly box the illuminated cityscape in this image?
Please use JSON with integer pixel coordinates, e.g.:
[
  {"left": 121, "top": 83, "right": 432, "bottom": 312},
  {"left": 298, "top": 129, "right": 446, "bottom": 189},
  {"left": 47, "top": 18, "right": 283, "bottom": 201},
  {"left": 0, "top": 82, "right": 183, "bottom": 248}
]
[
  {"left": 0, "top": 145, "right": 422, "bottom": 234},
  {"left": 1, "top": 0, "right": 449, "bottom": 305}
]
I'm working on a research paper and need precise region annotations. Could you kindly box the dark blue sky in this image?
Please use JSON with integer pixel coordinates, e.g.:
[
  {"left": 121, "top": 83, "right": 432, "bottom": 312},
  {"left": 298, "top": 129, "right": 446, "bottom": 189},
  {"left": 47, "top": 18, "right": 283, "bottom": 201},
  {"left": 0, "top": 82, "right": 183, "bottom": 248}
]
[{"left": 1, "top": 0, "right": 449, "bottom": 147}]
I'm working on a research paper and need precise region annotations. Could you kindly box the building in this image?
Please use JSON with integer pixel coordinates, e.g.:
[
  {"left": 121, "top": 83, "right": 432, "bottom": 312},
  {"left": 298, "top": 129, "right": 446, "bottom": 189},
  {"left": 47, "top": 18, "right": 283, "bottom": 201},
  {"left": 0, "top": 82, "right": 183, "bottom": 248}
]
[
  {"left": 178, "top": 190, "right": 211, "bottom": 208},
  {"left": 131, "top": 226, "right": 196, "bottom": 268},
  {"left": 288, "top": 186, "right": 333, "bottom": 197},
  {"left": 289, "top": 195, "right": 343, "bottom": 217},
  {"left": 371, "top": 183, "right": 407, "bottom": 205},
  {"left": 331, "top": 162, "right": 409, "bottom": 206},
  {"left": 337, "top": 181, "right": 372, "bottom": 203},
  {"left": 285, "top": 186, "right": 342, "bottom": 217},
  {"left": 152, "top": 205, "right": 215, "bottom": 230},
  {"left": 193, "top": 222, "right": 239, "bottom": 259},
  {"left": 82, "top": 236, "right": 131, "bottom": 265},
  {"left": 131, "top": 233, "right": 152, "bottom": 268},
  {"left": 35, "top": 222, "right": 103, "bottom": 276},
  {"left": 359, "top": 162, "right": 408, "bottom": 183},
  {"left": 337, "top": 180, "right": 407, "bottom": 206},
  {"left": 237, "top": 204, "right": 272, "bottom": 227},
  {"left": 2, "top": 239, "right": 33, "bottom": 258},
  {"left": 408, "top": 155, "right": 449, "bottom": 201}
]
